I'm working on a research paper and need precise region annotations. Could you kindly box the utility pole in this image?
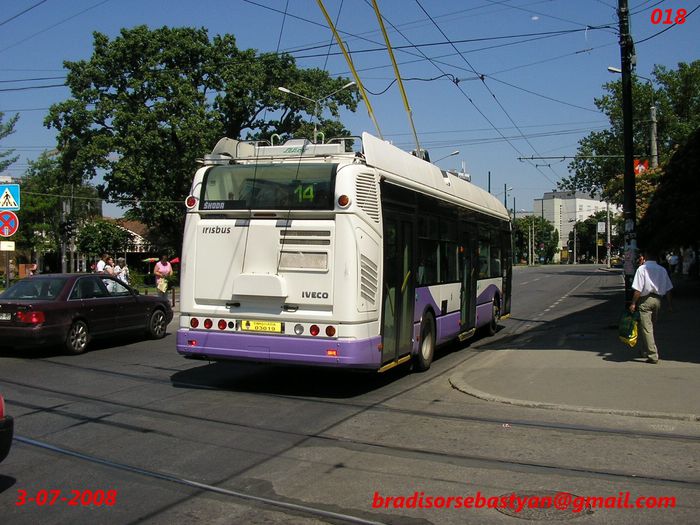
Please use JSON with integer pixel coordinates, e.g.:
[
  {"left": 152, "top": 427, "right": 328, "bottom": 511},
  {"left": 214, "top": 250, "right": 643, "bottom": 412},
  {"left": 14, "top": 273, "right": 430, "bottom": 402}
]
[
  {"left": 503, "top": 183, "right": 507, "bottom": 207},
  {"left": 530, "top": 219, "right": 535, "bottom": 266},
  {"left": 618, "top": 0, "right": 636, "bottom": 304},
  {"left": 488, "top": 171, "right": 491, "bottom": 193},
  {"left": 650, "top": 105, "right": 658, "bottom": 168},
  {"left": 61, "top": 199, "right": 69, "bottom": 273},
  {"left": 606, "top": 202, "right": 612, "bottom": 268}
]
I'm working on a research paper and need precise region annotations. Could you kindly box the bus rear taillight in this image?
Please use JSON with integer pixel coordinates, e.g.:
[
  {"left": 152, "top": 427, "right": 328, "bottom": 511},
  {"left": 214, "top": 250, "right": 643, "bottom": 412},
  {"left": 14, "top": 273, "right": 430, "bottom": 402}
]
[
  {"left": 325, "top": 326, "right": 336, "bottom": 337},
  {"left": 310, "top": 325, "right": 320, "bottom": 336},
  {"left": 204, "top": 319, "right": 213, "bottom": 329},
  {"left": 185, "top": 195, "right": 197, "bottom": 208},
  {"left": 337, "top": 195, "right": 351, "bottom": 208},
  {"left": 190, "top": 318, "right": 199, "bottom": 329},
  {"left": 218, "top": 320, "right": 227, "bottom": 330}
]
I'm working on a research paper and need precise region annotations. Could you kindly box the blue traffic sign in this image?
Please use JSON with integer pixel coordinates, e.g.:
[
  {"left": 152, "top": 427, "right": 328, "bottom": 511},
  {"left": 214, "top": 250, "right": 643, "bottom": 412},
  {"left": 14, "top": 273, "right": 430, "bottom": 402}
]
[{"left": 0, "top": 184, "right": 20, "bottom": 211}]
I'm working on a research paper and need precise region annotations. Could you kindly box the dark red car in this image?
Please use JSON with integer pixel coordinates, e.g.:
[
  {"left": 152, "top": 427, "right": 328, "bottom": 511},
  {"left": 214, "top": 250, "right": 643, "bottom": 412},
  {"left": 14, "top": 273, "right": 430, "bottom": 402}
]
[
  {"left": 0, "top": 274, "right": 173, "bottom": 354},
  {"left": 0, "top": 394, "right": 12, "bottom": 463}
]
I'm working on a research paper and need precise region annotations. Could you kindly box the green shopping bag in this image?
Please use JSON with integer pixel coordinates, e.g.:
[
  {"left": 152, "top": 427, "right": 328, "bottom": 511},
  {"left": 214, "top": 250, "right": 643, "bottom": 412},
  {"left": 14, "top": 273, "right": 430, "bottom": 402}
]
[{"left": 618, "top": 310, "right": 640, "bottom": 347}]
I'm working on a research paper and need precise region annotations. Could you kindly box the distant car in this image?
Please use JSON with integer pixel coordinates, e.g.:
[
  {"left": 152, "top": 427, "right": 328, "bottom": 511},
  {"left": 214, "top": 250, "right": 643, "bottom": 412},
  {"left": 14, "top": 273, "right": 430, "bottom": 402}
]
[
  {"left": 0, "top": 394, "right": 12, "bottom": 463},
  {"left": 0, "top": 274, "right": 173, "bottom": 354},
  {"left": 610, "top": 255, "right": 624, "bottom": 268}
]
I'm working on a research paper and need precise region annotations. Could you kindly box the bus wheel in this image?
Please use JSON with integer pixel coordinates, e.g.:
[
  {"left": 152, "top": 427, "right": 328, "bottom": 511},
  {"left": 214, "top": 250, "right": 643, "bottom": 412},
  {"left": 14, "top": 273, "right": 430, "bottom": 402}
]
[
  {"left": 414, "top": 313, "right": 435, "bottom": 372},
  {"left": 487, "top": 298, "right": 500, "bottom": 336}
]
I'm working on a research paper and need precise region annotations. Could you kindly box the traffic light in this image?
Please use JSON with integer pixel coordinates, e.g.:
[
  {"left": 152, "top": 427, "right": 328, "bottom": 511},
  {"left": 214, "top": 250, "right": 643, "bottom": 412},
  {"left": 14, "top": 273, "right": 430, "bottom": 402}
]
[{"left": 59, "top": 220, "right": 75, "bottom": 238}]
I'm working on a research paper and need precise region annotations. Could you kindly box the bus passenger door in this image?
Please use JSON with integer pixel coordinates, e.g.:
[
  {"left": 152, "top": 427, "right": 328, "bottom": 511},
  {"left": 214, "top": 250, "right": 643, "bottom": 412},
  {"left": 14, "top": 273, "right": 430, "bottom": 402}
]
[
  {"left": 381, "top": 215, "right": 414, "bottom": 364},
  {"left": 459, "top": 225, "right": 477, "bottom": 331}
]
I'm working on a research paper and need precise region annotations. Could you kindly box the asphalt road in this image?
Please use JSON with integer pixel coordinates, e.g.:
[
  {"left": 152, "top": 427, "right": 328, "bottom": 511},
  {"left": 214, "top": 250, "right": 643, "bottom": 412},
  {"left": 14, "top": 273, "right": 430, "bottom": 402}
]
[{"left": 1, "top": 265, "right": 698, "bottom": 524}]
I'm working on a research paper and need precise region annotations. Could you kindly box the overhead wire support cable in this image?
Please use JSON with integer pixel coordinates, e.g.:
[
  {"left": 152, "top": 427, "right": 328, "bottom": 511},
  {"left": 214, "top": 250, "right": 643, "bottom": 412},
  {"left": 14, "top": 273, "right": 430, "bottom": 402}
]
[
  {"left": 0, "top": 0, "right": 49, "bottom": 28},
  {"left": 414, "top": 0, "right": 558, "bottom": 186},
  {"left": 368, "top": 0, "right": 553, "bottom": 185},
  {"left": 370, "top": 0, "right": 422, "bottom": 158},
  {"left": 316, "top": 0, "right": 383, "bottom": 139},
  {"left": 416, "top": 0, "right": 557, "bottom": 184}
]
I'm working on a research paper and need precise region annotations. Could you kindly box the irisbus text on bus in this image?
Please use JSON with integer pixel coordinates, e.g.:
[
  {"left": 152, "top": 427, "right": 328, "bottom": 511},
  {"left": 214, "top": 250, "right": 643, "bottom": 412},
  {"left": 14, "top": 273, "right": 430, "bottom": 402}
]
[{"left": 176, "top": 132, "right": 512, "bottom": 372}]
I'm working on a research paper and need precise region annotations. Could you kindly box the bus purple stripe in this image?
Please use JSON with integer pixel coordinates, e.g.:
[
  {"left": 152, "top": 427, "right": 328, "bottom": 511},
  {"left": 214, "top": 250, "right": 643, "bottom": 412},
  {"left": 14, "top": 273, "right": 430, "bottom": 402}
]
[{"left": 177, "top": 329, "right": 382, "bottom": 369}]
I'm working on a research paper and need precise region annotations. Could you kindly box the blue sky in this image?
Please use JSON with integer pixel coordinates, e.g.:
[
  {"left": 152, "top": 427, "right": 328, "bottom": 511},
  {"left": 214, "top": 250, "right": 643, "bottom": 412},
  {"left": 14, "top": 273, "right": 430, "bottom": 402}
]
[{"left": 1, "top": 0, "right": 698, "bottom": 217}]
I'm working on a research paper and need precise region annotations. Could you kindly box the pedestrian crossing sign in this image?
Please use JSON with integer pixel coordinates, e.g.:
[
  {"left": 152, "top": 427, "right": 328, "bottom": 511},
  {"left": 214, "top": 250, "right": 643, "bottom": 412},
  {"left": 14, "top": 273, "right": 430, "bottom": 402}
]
[{"left": 0, "top": 184, "right": 20, "bottom": 211}]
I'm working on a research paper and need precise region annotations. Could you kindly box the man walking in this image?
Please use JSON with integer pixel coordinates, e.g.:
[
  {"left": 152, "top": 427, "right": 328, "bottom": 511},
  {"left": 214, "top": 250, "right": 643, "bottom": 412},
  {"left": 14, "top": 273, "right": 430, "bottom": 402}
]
[{"left": 629, "top": 250, "right": 673, "bottom": 364}]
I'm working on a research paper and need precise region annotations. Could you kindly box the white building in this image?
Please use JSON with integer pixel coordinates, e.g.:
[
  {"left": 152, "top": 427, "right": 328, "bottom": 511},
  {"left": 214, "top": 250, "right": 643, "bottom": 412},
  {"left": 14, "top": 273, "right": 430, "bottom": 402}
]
[{"left": 533, "top": 191, "right": 620, "bottom": 260}]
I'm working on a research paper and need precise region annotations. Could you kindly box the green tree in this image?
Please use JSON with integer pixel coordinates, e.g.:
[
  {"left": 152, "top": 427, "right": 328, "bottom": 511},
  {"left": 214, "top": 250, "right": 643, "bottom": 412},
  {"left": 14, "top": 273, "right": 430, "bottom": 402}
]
[
  {"left": 16, "top": 152, "right": 102, "bottom": 258},
  {"left": 46, "top": 26, "right": 358, "bottom": 252},
  {"left": 513, "top": 216, "right": 558, "bottom": 263},
  {"left": 0, "top": 111, "right": 19, "bottom": 172},
  {"left": 76, "top": 220, "right": 132, "bottom": 258},
  {"left": 638, "top": 128, "right": 700, "bottom": 250},
  {"left": 561, "top": 61, "right": 700, "bottom": 204}
]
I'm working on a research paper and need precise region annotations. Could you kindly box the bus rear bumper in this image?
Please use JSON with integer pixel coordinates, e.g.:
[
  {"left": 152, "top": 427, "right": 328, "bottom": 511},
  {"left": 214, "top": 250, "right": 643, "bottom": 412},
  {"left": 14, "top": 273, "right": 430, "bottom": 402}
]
[{"left": 176, "top": 329, "right": 383, "bottom": 369}]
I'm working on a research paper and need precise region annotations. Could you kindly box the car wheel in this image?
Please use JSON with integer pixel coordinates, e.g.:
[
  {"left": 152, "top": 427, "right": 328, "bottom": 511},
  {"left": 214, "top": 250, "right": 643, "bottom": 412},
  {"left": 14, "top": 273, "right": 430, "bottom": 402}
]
[
  {"left": 148, "top": 309, "right": 167, "bottom": 339},
  {"left": 486, "top": 297, "right": 500, "bottom": 336},
  {"left": 413, "top": 312, "right": 435, "bottom": 372},
  {"left": 65, "top": 320, "right": 89, "bottom": 355}
]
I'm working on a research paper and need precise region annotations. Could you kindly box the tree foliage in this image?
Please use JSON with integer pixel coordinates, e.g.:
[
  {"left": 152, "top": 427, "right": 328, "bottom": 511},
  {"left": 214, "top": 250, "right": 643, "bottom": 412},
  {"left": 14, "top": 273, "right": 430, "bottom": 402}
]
[
  {"left": 15, "top": 153, "right": 102, "bottom": 256},
  {"left": 513, "top": 216, "right": 559, "bottom": 263},
  {"left": 638, "top": 128, "right": 700, "bottom": 250},
  {"left": 46, "top": 26, "right": 358, "bottom": 252},
  {"left": 0, "top": 111, "right": 19, "bottom": 173},
  {"left": 561, "top": 61, "right": 700, "bottom": 204},
  {"left": 569, "top": 211, "right": 624, "bottom": 261},
  {"left": 76, "top": 220, "right": 132, "bottom": 257}
]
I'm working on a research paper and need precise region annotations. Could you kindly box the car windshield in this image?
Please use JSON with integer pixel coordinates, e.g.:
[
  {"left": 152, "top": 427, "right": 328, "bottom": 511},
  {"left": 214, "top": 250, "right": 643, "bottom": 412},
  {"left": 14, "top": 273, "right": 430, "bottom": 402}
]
[{"left": 0, "top": 278, "right": 67, "bottom": 300}]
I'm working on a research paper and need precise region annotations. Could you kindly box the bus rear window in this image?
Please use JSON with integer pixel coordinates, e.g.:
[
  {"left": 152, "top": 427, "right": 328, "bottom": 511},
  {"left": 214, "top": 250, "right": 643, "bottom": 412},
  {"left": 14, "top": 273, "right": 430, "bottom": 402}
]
[{"left": 201, "top": 163, "right": 336, "bottom": 210}]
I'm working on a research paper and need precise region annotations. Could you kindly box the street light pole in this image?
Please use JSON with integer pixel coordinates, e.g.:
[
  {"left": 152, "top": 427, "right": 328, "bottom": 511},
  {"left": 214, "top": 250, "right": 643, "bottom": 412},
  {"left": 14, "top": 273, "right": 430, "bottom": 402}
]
[
  {"left": 433, "top": 150, "right": 459, "bottom": 164},
  {"left": 617, "top": 0, "right": 636, "bottom": 304},
  {"left": 278, "top": 81, "right": 355, "bottom": 143},
  {"left": 608, "top": 66, "right": 658, "bottom": 169}
]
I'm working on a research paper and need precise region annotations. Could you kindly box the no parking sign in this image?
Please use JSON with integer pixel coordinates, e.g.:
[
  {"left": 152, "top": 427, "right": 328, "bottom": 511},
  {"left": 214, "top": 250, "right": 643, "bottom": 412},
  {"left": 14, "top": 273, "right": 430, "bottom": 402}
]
[{"left": 0, "top": 210, "right": 19, "bottom": 237}]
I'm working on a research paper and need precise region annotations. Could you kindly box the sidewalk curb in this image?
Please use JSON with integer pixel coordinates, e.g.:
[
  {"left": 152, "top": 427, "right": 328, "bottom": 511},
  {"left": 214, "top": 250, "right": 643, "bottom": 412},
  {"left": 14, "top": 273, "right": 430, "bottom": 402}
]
[{"left": 448, "top": 373, "right": 700, "bottom": 422}]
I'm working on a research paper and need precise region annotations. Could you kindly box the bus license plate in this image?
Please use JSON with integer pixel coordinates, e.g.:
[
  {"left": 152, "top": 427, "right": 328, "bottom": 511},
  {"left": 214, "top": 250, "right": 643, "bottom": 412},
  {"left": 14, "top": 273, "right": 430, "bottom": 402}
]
[
  {"left": 0, "top": 313, "right": 10, "bottom": 320},
  {"left": 240, "top": 320, "right": 282, "bottom": 333}
]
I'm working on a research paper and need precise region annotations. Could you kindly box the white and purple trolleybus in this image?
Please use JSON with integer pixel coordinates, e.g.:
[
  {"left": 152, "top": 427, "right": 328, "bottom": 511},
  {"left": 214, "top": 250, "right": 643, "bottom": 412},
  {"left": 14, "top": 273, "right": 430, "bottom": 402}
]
[{"left": 177, "top": 132, "right": 512, "bottom": 372}]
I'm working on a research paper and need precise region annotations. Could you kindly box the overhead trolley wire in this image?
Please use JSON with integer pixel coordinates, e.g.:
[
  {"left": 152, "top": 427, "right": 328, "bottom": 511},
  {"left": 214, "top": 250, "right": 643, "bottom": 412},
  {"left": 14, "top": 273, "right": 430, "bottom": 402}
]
[
  {"left": 0, "top": 0, "right": 50, "bottom": 28},
  {"left": 415, "top": 0, "right": 559, "bottom": 187},
  {"left": 365, "top": 0, "right": 550, "bottom": 184},
  {"left": 636, "top": 4, "right": 700, "bottom": 44},
  {"left": 0, "top": 0, "right": 112, "bottom": 55}
]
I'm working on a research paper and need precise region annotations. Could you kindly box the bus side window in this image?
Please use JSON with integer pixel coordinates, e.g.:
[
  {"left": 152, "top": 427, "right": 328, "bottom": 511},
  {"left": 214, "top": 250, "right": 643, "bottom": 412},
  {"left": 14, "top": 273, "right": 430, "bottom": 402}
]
[
  {"left": 478, "top": 231, "right": 490, "bottom": 278},
  {"left": 490, "top": 229, "right": 502, "bottom": 278}
]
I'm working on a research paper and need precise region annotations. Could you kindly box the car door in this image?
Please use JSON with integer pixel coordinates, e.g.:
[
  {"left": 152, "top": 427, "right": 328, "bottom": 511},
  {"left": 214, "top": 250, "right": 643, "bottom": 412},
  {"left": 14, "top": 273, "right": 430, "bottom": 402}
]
[
  {"left": 69, "top": 276, "right": 117, "bottom": 335},
  {"left": 103, "top": 278, "right": 142, "bottom": 331}
]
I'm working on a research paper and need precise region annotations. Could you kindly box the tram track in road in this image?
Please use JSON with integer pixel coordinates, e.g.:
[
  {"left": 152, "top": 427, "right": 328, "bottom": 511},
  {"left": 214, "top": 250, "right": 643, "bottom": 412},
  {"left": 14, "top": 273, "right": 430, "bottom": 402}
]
[
  {"left": 12, "top": 435, "right": 387, "bottom": 525},
  {"left": 6, "top": 351, "right": 700, "bottom": 446},
  {"left": 5, "top": 373, "right": 700, "bottom": 490}
]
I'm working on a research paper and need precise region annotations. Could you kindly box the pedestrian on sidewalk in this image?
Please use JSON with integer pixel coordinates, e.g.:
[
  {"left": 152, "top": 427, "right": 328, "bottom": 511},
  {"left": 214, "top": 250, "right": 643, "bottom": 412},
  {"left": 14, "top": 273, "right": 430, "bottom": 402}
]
[
  {"left": 154, "top": 255, "right": 173, "bottom": 297},
  {"left": 629, "top": 250, "right": 673, "bottom": 364}
]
